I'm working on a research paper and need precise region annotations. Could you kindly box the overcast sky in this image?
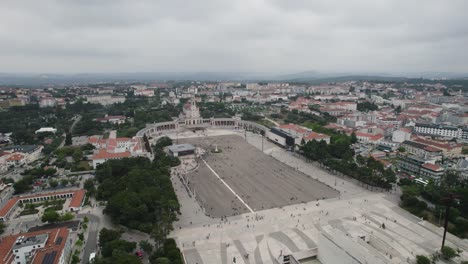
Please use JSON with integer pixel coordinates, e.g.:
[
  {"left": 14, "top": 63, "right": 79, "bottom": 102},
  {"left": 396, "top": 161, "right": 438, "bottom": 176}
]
[{"left": 1, "top": 0, "right": 467, "bottom": 74}]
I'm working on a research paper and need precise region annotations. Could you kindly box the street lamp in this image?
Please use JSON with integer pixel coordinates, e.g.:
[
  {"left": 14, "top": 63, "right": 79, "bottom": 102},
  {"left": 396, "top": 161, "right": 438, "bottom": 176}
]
[{"left": 440, "top": 193, "right": 461, "bottom": 250}]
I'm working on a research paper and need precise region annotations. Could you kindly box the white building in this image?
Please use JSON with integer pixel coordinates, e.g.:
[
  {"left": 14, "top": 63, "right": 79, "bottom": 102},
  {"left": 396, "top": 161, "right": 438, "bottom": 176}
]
[
  {"left": 39, "top": 97, "right": 56, "bottom": 108},
  {"left": 6, "top": 153, "right": 26, "bottom": 167},
  {"left": 35, "top": 127, "right": 57, "bottom": 134},
  {"left": 134, "top": 89, "right": 155, "bottom": 97},
  {"left": 180, "top": 99, "right": 201, "bottom": 120},
  {"left": 0, "top": 227, "right": 73, "bottom": 264},
  {"left": 420, "top": 163, "right": 445, "bottom": 182},
  {"left": 85, "top": 95, "right": 126, "bottom": 106},
  {"left": 355, "top": 133, "right": 383, "bottom": 144},
  {"left": 0, "top": 145, "right": 43, "bottom": 168},
  {"left": 94, "top": 115, "right": 126, "bottom": 125},
  {"left": 392, "top": 128, "right": 412, "bottom": 143},
  {"left": 89, "top": 132, "right": 149, "bottom": 169},
  {"left": 414, "top": 123, "right": 461, "bottom": 139}
]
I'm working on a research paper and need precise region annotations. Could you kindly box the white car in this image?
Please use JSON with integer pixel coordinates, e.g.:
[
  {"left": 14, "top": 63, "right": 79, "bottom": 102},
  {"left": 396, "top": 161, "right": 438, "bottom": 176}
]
[{"left": 89, "top": 252, "right": 96, "bottom": 263}]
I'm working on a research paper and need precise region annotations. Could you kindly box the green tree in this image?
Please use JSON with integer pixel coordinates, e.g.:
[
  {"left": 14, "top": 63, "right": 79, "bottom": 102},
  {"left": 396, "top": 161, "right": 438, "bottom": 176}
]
[
  {"left": 151, "top": 225, "right": 166, "bottom": 251},
  {"left": 96, "top": 157, "right": 180, "bottom": 233},
  {"left": 395, "top": 105, "right": 402, "bottom": 114},
  {"left": 72, "top": 148, "right": 83, "bottom": 163},
  {"left": 442, "top": 170, "right": 460, "bottom": 188},
  {"left": 44, "top": 168, "right": 57, "bottom": 176},
  {"left": 102, "top": 239, "right": 136, "bottom": 258},
  {"left": 84, "top": 179, "right": 96, "bottom": 196},
  {"left": 155, "top": 136, "right": 173, "bottom": 149},
  {"left": 81, "top": 143, "right": 95, "bottom": 152},
  {"left": 69, "top": 177, "right": 77, "bottom": 185},
  {"left": 41, "top": 211, "right": 60, "bottom": 223},
  {"left": 139, "top": 240, "right": 153, "bottom": 254},
  {"left": 13, "top": 176, "right": 34, "bottom": 194},
  {"left": 71, "top": 254, "right": 80, "bottom": 264},
  {"left": 357, "top": 101, "right": 378, "bottom": 112},
  {"left": 416, "top": 255, "right": 431, "bottom": 264},
  {"left": 49, "top": 179, "right": 58, "bottom": 188},
  {"left": 60, "top": 212, "right": 74, "bottom": 222},
  {"left": 60, "top": 178, "right": 69, "bottom": 186},
  {"left": 0, "top": 222, "right": 6, "bottom": 234},
  {"left": 455, "top": 217, "right": 468, "bottom": 235},
  {"left": 99, "top": 228, "right": 122, "bottom": 247},
  {"left": 65, "top": 133, "right": 72, "bottom": 146},
  {"left": 152, "top": 258, "right": 170, "bottom": 264},
  {"left": 107, "top": 253, "right": 141, "bottom": 264},
  {"left": 350, "top": 132, "right": 357, "bottom": 144}
]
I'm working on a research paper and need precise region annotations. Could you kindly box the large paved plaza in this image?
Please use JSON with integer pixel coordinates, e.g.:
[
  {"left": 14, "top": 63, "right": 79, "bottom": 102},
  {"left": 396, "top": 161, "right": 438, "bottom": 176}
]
[
  {"left": 178, "top": 135, "right": 339, "bottom": 217},
  {"left": 173, "top": 191, "right": 468, "bottom": 264},
  {"left": 168, "top": 130, "right": 468, "bottom": 264}
]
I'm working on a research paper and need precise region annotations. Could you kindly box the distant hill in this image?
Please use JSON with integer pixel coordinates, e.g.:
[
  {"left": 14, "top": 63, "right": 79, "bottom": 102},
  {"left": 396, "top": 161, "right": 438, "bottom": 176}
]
[
  {"left": 0, "top": 71, "right": 467, "bottom": 86},
  {"left": 281, "top": 75, "right": 411, "bottom": 84}
]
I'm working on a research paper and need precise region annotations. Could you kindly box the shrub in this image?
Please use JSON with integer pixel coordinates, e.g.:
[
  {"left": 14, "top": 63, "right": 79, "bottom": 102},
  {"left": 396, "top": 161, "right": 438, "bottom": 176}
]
[
  {"left": 416, "top": 255, "right": 431, "bottom": 264},
  {"left": 441, "top": 246, "right": 459, "bottom": 260}
]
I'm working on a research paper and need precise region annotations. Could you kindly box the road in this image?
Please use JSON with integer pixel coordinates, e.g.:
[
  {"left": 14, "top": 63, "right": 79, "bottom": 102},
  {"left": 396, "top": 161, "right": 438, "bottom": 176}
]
[
  {"left": 59, "top": 114, "right": 82, "bottom": 148},
  {"left": 263, "top": 117, "right": 279, "bottom": 126},
  {"left": 78, "top": 213, "right": 100, "bottom": 264}
]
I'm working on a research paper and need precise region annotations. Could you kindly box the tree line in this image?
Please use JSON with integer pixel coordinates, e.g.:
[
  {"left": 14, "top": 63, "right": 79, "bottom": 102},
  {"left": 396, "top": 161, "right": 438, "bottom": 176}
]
[
  {"left": 400, "top": 171, "right": 468, "bottom": 239},
  {"left": 300, "top": 133, "right": 396, "bottom": 189},
  {"left": 94, "top": 137, "right": 182, "bottom": 263}
]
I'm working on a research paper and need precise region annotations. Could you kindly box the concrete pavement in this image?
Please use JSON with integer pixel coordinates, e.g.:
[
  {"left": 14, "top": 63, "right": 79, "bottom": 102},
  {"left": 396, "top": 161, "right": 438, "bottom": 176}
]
[{"left": 168, "top": 129, "right": 468, "bottom": 264}]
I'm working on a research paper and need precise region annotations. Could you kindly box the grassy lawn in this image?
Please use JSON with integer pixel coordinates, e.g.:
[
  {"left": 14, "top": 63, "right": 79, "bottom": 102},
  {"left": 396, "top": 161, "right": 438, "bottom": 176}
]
[
  {"left": 19, "top": 208, "right": 39, "bottom": 216},
  {"left": 70, "top": 161, "right": 92, "bottom": 172}
]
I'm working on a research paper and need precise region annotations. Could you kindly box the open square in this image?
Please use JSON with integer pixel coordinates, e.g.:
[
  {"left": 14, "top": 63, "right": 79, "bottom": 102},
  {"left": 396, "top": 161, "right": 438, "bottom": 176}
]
[{"left": 179, "top": 135, "right": 339, "bottom": 217}]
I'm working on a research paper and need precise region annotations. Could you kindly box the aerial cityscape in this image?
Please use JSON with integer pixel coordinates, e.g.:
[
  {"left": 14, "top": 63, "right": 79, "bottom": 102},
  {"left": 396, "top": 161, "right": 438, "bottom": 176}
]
[{"left": 1, "top": 1, "right": 468, "bottom": 264}]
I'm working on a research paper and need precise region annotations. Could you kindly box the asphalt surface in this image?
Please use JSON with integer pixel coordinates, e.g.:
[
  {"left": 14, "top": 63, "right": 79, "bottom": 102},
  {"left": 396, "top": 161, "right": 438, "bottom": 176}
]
[
  {"left": 78, "top": 214, "right": 100, "bottom": 264},
  {"left": 180, "top": 135, "right": 339, "bottom": 217}
]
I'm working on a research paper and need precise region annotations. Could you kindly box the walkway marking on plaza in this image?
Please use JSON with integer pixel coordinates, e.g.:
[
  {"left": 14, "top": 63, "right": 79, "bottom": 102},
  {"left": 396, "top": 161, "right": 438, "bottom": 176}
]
[{"left": 201, "top": 159, "right": 255, "bottom": 213}]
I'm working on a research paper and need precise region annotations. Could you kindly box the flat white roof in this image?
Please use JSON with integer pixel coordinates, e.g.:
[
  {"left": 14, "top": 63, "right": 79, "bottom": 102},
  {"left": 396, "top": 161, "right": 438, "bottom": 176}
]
[{"left": 35, "top": 127, "right": 57, "bottom": 133}]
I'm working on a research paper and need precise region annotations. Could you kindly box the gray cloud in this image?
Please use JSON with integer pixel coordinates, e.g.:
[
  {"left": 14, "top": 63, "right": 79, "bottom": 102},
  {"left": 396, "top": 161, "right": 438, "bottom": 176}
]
[{"left": 0, "top": 0, "right": 467, "bottom": 74}]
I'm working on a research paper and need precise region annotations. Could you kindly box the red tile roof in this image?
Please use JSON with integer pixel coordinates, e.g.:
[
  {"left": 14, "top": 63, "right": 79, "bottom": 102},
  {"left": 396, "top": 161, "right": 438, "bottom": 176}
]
[
  {"left": 69, "top": 189, "right": 85, "bottom": 208},
  {"left": 87, "top": 137, "right": 99, "bottom": 144},
  {"left": 279, "top": 123, "right": 309, "bottom": 134},
  {"left": 116, "top": 137, "right": 131, "bottom": 141},
  {"left": 0, "top": 227, "right": 69, "bottom": 264},
  {"left": 356, "top": 132, "right": 384, "bottom": 141},
  {"left": 304, "top": 131, "right": 329, "bottom": 141},
  {"left": 0, "top": 197, "right": 20, "bottom": 218},
  {"left": 6, "top": 153, "right": 24, "bottom": 161},
  {"left": 0, "top": 189, "right": 86, "bottom": 219},
  {"left": 375, "top": 158, "right": 392, "bottom": 167},
  {"left": 413, "top": 137, "right": 462, "bottom": 151},
  {"left": 399, "top": 127, "right": 413, "bottom": 133},
  {"left": 92, "top": 149, "right": 131, "bottom": 160},
  {"left": 422, "top": 163, "right": 443, "bottom": 171},
  {"left": 424, "top": 146, "right": 442, "bottom": 153}
]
